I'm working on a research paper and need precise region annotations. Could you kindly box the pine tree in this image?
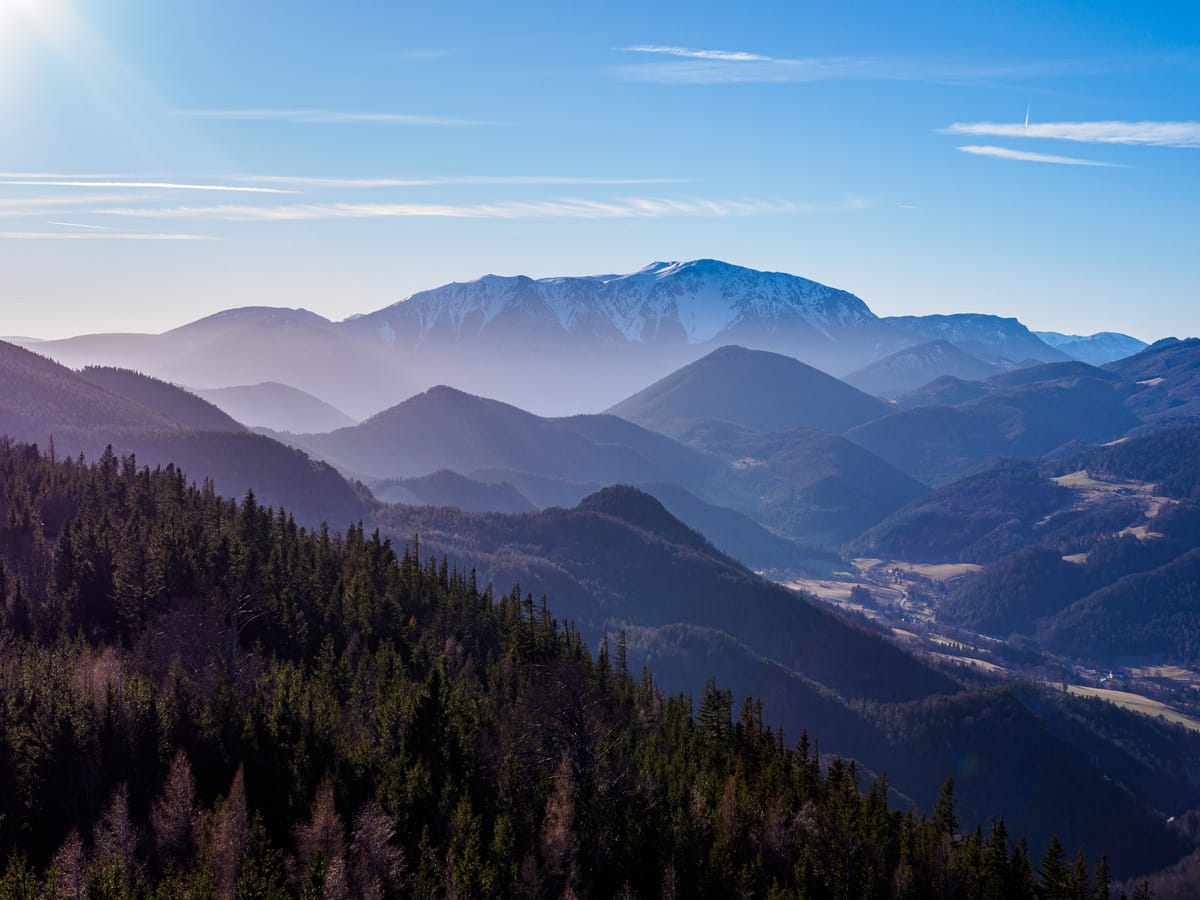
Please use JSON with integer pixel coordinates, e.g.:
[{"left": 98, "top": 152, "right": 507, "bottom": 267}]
[
  {"left": 1039, "top": 836, "right": 1072, "bottom": 900},
  {"left": 1091, "top": 855, "right": 1111, "bottom": 900}
]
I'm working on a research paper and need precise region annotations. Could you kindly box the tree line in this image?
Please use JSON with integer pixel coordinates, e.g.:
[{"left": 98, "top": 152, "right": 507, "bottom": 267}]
[{"left": 0, "top": 439, "right": 1148, "bottom": 898}]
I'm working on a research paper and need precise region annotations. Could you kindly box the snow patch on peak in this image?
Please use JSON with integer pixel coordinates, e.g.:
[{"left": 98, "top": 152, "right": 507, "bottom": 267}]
[{"left": 359, "top": 259, "right": 878, "bottom": 346}]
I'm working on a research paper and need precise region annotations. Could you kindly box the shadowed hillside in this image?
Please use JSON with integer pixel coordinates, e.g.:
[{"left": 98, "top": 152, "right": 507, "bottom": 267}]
[
  {"left": 0, "top": 340, "right": 368, "bottom": 527},
  {"left": 79, "top": 366, "right": 246, "bottom": 433},
  {"left": 607, "top": 344, "right": 889, "bottom": 437}
]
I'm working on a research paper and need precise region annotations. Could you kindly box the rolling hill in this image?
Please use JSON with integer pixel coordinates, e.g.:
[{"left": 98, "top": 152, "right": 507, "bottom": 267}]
[
  {"left": 847, "top": 362, "right": 1140, "bottom": 484},
  {"left": 193, "top": 381, "right": 356, "bottom": 433},
  {"left": 607, "top": 344, "right": 889, "bottom": 437},
  {"left": 851, "top": 461, "right": 1075, "bottom": 563},
  {"left": 370, "top": 469, "right": 536, "bottom": 514},
  {"left": 28, "top": 307, "right": 407, "bottom": 420},
  {"left": 372, "top": 484, "right": 955, "bottom": 704},
  {"left": 78, "top": 366, "right": 246, "bottom": 433},
  {"left": 0, "top": 340, "right": 368, "bottom": 527},
  {"left": 678, "top": 420, "right": 929, "bottom": 543},
  {"left": 893, "top": 375, "right": 992, "bottom": 410},
  {"left": 1107, "top": 337, "right": 1200, "bottom": 427},
  {"left": 844, "top": 340, "right": 1001, "bottom": 399},
  {"left": 289, "top": 385, "right": 720, "bottom": 488}
]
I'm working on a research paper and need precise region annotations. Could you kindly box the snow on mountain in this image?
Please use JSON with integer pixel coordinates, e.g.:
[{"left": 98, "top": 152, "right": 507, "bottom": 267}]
[
  {"left": 883, "top": 314, "right": 1069, "bottom": 365},
  {"left": 348, "top": 259, "right": 877, "bottom": 348}
]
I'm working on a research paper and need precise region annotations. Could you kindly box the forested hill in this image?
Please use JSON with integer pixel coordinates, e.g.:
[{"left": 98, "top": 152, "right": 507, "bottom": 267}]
[
  {"left": 0, "top": 440, "right": 1139, "bottom": 898},
  {"left": 0, "top": 340, "right": 369, "bottom": 528}
]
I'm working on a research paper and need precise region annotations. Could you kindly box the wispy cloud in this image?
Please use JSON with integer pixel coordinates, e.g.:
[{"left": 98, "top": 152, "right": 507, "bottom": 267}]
[
  {"left": 0, "top": 194, "right": 147, "bottom": 209},
  {"left": 170, "top": 109, "right": 484, "bottom": 126},
  {"left": 614, "top": 54, "right": 894, "bottom": 85},
  {"left": 94, "top": 196, "right": 863, "bottom": 222},
  {"left": 956, "top": 145, "right": 1126, "bottom": 167},
  {"left": 945, "top": 120, "right": 1200, "bottom": 148},
  {"left": 232, "top": 174, "right": 689, "bottom": 188},
  {"left": 0, "top": 179, "right": 294, "bottom": 193},
  {"left": 615, "top": 48, "right": 1097, "bottom": 86},
  {"left": 0, "top": 231, "right": 215, "bottom": 240},
  {"left": 621, "top": 45, "right": 773, "bottom": 62},
  {"left": 46, "top": 221, "right": 118, "bottom": 230}
]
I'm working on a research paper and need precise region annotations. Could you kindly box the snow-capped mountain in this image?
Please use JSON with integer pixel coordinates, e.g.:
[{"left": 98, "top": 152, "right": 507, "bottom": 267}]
[
  {"left": 883, "top": 314, "right": 1069, "bottom": 366},
  {"left": 21, "top": 259, "right": 1104, "bottom": 416},
  {"left": 345, "top": 259, "right": 878, "bottom": 349}
]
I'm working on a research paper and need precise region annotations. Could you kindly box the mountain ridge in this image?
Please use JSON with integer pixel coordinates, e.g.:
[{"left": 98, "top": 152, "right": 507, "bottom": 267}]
[{"left": 20, "top": 259, "right": 1120, "bottom": 416}]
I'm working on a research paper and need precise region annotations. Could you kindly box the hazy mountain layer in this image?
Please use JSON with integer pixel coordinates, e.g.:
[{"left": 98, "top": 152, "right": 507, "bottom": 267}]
[
  {"left": 844, "top": 340, "right": 1001, "bottom": 399},
  {"left": 193, "top": 381, "right": 356, "bottom": 434},
  {"left": 607, "top": 344, "right": 889, "bottom": 437},
  {"left": 1036, "top": 329, "right": 1149, "bottom": 365},
  {"left": 847, "top": 362, "right": 1140, "bottom": 484},
  {"left": 79, "top": 366, "right": 246, "bottom": 433},
  {"left": 19, "top": 259, "right": 1093, "bottom": 416},
  {"left": 0, "top": 340, "right": 369, "bottom": 527}
]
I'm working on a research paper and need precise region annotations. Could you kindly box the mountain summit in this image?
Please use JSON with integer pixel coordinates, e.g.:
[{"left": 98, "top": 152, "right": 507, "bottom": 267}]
[{"left": 346, "top": 259, "right": 878, "bottom": 350}]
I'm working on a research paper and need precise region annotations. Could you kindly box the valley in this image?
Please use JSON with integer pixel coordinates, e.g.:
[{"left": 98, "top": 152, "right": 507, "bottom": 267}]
[{"left": 2, "top": 260, "right": 1198, "bottom": 890}]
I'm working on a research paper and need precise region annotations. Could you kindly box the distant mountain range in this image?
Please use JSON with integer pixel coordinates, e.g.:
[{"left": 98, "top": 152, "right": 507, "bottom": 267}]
[
  {"left": 1036, "top": 330, "right": 1149, "bottom": 366},
  {"left": 844, "top": 340, "right": 1001, "bottom": 399},
  {"left": 14, "top": 259, "right": 1150, "bottom": 417},
  {"left": 191, "top": 381, "right": 355, "bottom": 434}
]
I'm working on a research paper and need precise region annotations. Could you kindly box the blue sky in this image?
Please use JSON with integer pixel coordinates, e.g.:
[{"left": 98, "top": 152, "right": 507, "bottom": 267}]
[{"left": 2, "top": 0, "right": 1198, "bottom": 340}]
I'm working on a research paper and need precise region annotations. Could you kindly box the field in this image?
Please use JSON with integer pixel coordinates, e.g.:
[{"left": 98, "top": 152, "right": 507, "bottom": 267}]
[
  {"left": 1066, "top": 685, "right": 1200, "bottom": 732},
  {"left": 901, "top": 562, "right": 983, "bottom": 580}
]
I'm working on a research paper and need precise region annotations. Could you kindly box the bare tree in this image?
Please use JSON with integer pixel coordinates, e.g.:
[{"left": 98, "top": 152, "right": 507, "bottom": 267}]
[
  {"left": 151, "top": 749, "right": 199, "bottom": 866},
  {"left": 293, "top": 776, "right": 349, "bottom": 898},
  {"left": 205, "top": 765, "right": 248, "bottom": 900},
  {"left": 93, "top": 782, "right": 140, "bottom": 872},
  {"left": 349, "top": 801, "right": 408, "bottom": 899},
  {"left": 45, "top": 828, "right": 87, "bottom": 900}
]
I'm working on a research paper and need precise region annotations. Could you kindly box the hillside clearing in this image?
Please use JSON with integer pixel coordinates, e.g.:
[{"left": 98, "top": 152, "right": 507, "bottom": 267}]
[{"left": 1065, "top": 685, "right": 1200, "bottom": 732}]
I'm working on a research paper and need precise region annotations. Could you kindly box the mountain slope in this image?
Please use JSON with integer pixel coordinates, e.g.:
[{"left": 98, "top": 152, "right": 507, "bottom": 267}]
[
  {"left": 679, "top": 420, "right": 929, "bottom": 543},
  {"left": 893, "top": 374, "right": 992, "bottom": 410},
  {"left": 884, "top": 314, "right": 1069, "bottom": 365},
  {"left": 607, "top": 344, "right": 889, "bottom": 437},
  {"left": 844, "top": 341, "right": 1001, "bottom": 399},
  {"left": 78, "top": 366, "right": 246, "bottom": 433},
  {"left": 847, "top": 363, "right": 1140, "bottom": 484},
  {"left": 1040, "top": 547, "right": 1200, "bottom": 663},
  {"left": 30, "top": 307, "right": 406, "bottom": 420},
  {"left": 348, "top": 259, "right": 878, "bottom": 350},
  {"left": 1107, "top": 337, "right": 1200, "bottom": 427},
  {"left": 193, "top": 381, "right": 355, "bottom": 433},
  {"left": 370, "top": 469, "right": 536, "bottom": 513},
  {"left": 0, "top": 341, "right": 368, "bottom": 526},
  {"left": 852, "top": 461, "right": 1075, "bottom": 563},
  {"left": 291, "top": 385, "right": 720, "bottom": 487},
  {"left": 372, "top": 485, "right": 956, "bottom": 704}
]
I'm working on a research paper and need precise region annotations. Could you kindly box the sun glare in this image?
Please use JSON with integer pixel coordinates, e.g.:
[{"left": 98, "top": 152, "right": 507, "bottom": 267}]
[{"left": 0, "top": 0, "right": 61, "bottom": 45}]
